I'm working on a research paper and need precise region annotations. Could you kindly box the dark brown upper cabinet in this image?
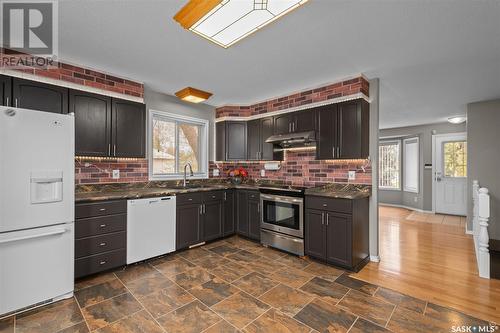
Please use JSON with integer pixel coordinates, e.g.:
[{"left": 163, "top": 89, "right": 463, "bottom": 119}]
[
  {"left": 112, "top": 99, "right": 146, "bottom": 158},
  {"left": 12, "top": 78, "right": 69, "bottom": 114},
  {"left": 70, "top": 90, "right": 145, "bottom": 158},
  {"left": 70, "top": 90, "right": 112, "bottom": 157},
  {"left": 0, "top": 75, "right": 12, "bottom": 106},
  {"left": 247, "top": 117, "right": 277, "bottom": 161},
  {"left": 216, "top": 121, "right": 247, "bottom": 161},
  {"left": 316, "top": 99, "right": 369, "bottom": 160},
  {"left": 274, "top": 110, "right": 316, "bottom": 134}
]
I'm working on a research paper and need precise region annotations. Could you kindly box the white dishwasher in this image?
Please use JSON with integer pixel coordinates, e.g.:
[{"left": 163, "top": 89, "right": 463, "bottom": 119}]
[{"left": 127, "top": 196, "right": 176, "bottom": 264}]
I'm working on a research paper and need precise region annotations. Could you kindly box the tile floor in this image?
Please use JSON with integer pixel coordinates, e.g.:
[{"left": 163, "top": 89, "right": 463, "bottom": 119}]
[{"left": 0, "top": 236, "right": 494, "bottom": 333}]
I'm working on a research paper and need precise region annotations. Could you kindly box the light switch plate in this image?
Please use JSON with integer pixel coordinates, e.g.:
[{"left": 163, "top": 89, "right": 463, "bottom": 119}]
[
  {"left": 112, "top": 169, "right": 120, "bottom": 179},
  {"left": 260, "top": 169, "right": 266, "bottom": 177},
  {"left": 348, "top": 171, "right": 356, "bottom": 180}
]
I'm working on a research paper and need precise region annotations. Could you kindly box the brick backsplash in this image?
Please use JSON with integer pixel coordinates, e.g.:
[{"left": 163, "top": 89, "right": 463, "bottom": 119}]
[
  {"left": 1, "top": 48, "right": 144, "bottom": 98},
  {"left": 209, "top": 150, "right": 372, "bottom": 187},
  {"left": 75, "top": 159, "right": 148, "bottom": 185},
  {"left": 216, "top": 76, "right": 369, "bottom": 118}
]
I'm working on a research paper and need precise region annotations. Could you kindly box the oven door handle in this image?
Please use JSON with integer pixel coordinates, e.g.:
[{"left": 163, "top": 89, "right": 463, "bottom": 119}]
[{"left": 260, "top": 194, "right": 303, "bottom": 204}]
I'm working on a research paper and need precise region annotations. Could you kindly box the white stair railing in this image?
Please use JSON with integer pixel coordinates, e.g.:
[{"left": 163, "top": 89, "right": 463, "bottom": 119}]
[{"left": 472, "top": 180, "right": 490, "bottom": 279}]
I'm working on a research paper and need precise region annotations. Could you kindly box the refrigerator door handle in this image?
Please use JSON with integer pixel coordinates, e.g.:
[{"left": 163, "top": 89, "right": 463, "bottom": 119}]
[{"left": 0, "top": 228, "right": 69, "bottom": 245}]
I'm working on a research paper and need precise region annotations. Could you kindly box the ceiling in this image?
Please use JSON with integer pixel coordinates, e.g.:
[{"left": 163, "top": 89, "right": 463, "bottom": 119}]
[{"left": 58, "top": 0, "right": 500, "bottom": 129}]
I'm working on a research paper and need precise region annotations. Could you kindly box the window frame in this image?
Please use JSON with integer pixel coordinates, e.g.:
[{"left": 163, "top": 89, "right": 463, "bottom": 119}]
[
  {"left": 148, "top": 109, "right": 209, "bottom": 180},
  {"left": 378, "top": 140, "right": 401, "bottom": 191},
  {"left": 403, "top": 137, "right": 419, "bottom": 193}
]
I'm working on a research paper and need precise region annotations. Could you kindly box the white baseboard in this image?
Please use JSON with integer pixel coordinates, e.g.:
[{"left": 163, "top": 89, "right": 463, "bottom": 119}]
[
  {"left": 370, "top": 255, "right": 380, "bottom": 262},
  {"left": 379, "top": 203, "right": 433, "bottom": 214}
]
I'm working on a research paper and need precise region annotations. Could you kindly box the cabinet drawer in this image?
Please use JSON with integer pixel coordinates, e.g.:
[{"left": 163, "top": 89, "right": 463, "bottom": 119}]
[
  {"left": 306, "top": 196, "right": 352, "bottom": 214},
  {"left": 176, "top": 192, "right": 202, "bottom": 205},
  {"left": 76, "top": 200, "right": 127, "bottom": 219},
  {"left": 75, "top": 214, "right": 126, "bottom": 238},
  {"left": 247, "top": 191, "right": 260, "bottom": 201},
  {"left": 75, "top": 249, "right": 126, "bottom": 279},
  {"left": 75, "top": 232, "right": 126, "bottom": 258},
  {"left": 202, "top": 191, "right": 223, "bottom": 202}
]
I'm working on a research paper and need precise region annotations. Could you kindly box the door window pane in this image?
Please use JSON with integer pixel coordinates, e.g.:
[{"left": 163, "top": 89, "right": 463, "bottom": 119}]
[
  {"left": 152, "top": 119, "right": 176, "bottom": 175},
  {"left": 443, "top": 141, "right": 467, "bottom": 177}
]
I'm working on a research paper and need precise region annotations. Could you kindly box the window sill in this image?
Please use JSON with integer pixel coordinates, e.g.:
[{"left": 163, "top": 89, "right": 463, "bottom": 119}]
[{"left": 379, "top": 187, "right": 401, "bottom": 191}]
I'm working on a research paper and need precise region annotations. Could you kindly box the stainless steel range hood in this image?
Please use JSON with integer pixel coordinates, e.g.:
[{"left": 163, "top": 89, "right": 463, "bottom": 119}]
[{"left": 265, "top": 131, "right": 316, "bottom": 148}]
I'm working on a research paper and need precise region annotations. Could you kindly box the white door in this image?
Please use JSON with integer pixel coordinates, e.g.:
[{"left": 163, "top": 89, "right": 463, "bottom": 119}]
[
  {"left": 433, "top": 133, "right": 467, "bottom": 215},
  {"left": 0, "top": 107, "right": 75, "bottom": 232},
  {"left": 0, "top": 223, "right": 74, "bottom": 315}
]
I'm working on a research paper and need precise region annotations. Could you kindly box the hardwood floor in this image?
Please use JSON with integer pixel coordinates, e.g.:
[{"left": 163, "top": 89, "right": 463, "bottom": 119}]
[{"left": 352, "top": 206, "right": 500, "bottom": 324}]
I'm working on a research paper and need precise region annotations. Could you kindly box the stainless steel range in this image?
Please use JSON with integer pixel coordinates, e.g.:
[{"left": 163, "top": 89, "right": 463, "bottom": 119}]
[{"left": 260, "top": 186, "right": 307, "bottom": 256}]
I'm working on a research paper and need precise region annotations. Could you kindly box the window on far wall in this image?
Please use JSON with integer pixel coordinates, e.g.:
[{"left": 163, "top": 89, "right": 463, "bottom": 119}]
[
  {"left": 149, "top": 110, "right": 208, "bottom": 180},
  {"left": 443, "top": 141, "right": 467, "bottom": 177},
  {"left": 403, "top": 137, "right": 419, "bottom": 193},
  {"left": 379, "top": 141, "right": 401, "bottom": 190}
]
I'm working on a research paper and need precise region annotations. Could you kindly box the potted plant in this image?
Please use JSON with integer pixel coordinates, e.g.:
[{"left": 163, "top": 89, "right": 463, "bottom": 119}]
[{"left": 227, "top": 166, "right": 248, "bottom": 185}]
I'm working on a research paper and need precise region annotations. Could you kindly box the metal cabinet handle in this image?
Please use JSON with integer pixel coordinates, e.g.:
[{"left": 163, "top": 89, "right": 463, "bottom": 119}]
[
  {"left": 288, "top": 122, "right": 292, "bottom": 132},
  {"left": 332, "top": 147, "right": 335, "bottom": 158},
  {"left": 15, "top": 98, "right": 18, "bottom": 108},
  {"left": 199, "top": 205, "right": 203, "bottom": 215},
  {"left": 225, "top": 152, "right": 228, "bottom": 161},
  {"left": 203, "top": 204, "right": 206, "bottom": 214},
  {"left": 99, "top": 261, "right": 107, "bottom": 265},
  {"left": 108, "top": 144, "right": 111, "bottom": 156},
  {"left": 6, "top": 97, "right": 9, "bottom": 106},
  {"left": 99, "top": 208, "right": 106, "bottom": 211},
  {"left": 326, "top": 214, "right": 329, "bottom": 226},
  {"left": 224, "top": 192, "right": 227, "bottom": 201},
  {"left": 99, "top": 242, "right": 107, "bottom": 247},
  {"left": 113, "top": 145, "right": 116, "bottom": 156},
  {"left": 322, "top": 203, "right": 327, "bottom": 207},
  {"left": 99, "top": 224, "right": 107, "bottom": 228},
  {"left": 337, "top": 147, "right": 340, "bottom": 158},
  {"left": 321, "top": 212, "right": 325, "bottom": 225}
]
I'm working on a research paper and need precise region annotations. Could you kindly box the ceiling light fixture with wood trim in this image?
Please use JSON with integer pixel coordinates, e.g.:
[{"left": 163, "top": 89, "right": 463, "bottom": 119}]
[
  {"left": 173, "top": 0, "right": 309, "bottom": 48},
  {"left": 175, "top": 87, "right": 213, "bottom": 103}
]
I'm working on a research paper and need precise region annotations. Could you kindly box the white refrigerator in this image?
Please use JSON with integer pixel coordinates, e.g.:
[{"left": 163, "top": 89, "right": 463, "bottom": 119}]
[{"left": 0, "top": 106, "right": 75, "bottom": 316}]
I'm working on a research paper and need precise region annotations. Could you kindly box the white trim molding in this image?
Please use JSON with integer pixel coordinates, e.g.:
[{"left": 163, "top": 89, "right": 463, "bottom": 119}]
[
  {"left": 0, "top": 69, "right": 144, "bottom": 104},
  {"left": 370, "top": 255, "right": 381, "bottom": 262},
  {"left": 215, "top": 92, "right": 370, "bottom": 122}
]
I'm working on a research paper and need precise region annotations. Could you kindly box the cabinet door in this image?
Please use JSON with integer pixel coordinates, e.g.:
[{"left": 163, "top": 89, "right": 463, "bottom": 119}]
[
  {"left": 236, "top": 191, "right": 249, "bottom": 236},
  {"left": 216, "top": 121, "right": 226, "bottom": 161},
  {"left": 326, "top": 213, "right": 352, "bottom": 267},
  {"left": 338, "top": 100, "right": 369, "bottom": 159},
  {"left": 274, "top": 114, "right": 292, "bottom": 134},
  {"left": 70, "top": 90, "right": 111, "bottom": 157},
  {"left": 176, "top": 204, "right": 203, "bottom": 250},
  {"left": 248, "top": 197, "right": 261, "bottom": 241},
  {"left": 305, "top": 209, "right": 327, "bottom": 260},
  {"left": 247, "top": 119, "right": 261, "bottom": 161},
  {"left": 223, "top": 190, "right": 235, "bottom": 236},
  {"left": 204, "top": 200, "right": 223, "bottom": 242},
  {"left": 260, "top": 117, "right": 274, "bottom": 160},
  {"left": 294, "top": 110, "right": 316, "bottom": 133},
  {"left": 316, "top": 104, "right": 338, "bottom": 160},
  {"left": 226, "top": 122, "right": 247, "bottom": 160},
  {"left": 13, "top": 78, "right": 68, "bottom": 114},
  {"left": 0, "top": 75, "right": 12, "bottom": 106},
  {"left": 112, "top": 99, "right": 146, "bottom": 158}
]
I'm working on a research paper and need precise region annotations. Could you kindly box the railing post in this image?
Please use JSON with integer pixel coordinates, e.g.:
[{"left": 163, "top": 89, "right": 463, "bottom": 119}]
[
  {"left": 478, "top": 187, "right": 490, "bottom": 279},
  {"left": 472, "top": 180, "right": 479, "bottom": 237}
]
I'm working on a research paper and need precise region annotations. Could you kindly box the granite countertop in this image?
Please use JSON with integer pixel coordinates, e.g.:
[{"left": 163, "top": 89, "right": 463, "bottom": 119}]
[
  {"left": 75, "top": 180, "right": 371, "bottom": 203},
  {"left": 305, "top": 183, "right": 371, "bottom": 199}
]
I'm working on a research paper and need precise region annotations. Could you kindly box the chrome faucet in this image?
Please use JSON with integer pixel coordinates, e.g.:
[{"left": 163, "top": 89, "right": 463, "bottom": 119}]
[{"left": 183, "top": 162, "right": 194, "bottom": 187}]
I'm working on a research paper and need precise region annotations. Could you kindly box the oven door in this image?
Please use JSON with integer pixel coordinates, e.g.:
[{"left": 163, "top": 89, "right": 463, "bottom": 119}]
[{"left": 260, "top": 194, "right": 303, "bottom": 238}]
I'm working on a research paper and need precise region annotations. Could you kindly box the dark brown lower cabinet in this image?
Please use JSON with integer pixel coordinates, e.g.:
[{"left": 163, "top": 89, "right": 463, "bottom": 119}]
[
  {"left": 223, "top": 190, "right": 235, "bottom": 236},
  {"left": 75, "top": 200, "right": 127, "bottom": 279},
  {"left": 202, "top": 192, "right": 223, "bottom": 242},
  {"left": 176, "top": 195, "right": 203, "bottom": 250},
  {"left": 237, "top": 190, "right": 260, "bottom": 241},
  {"left": 305, "top": 196, "right": 369, "bottom": 271}
]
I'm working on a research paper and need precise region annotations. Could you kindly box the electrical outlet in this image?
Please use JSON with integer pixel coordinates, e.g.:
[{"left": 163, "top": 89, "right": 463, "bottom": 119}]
[
  {"left": 213, "top": 169, "right": 220, "bottom": 177},
  {"left": 348, "top": 171, "right": 356, "bottom": 180},
  {"left": 112, "top": 169, "right": 120, "bottom": 179},
  {"left": 260, "top": 169, "right": 266, "bottom": 177}
]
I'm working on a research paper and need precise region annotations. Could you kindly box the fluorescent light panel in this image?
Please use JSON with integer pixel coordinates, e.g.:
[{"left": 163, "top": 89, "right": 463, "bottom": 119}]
[{"left": 189, "top": 0, "right": 308, "bottom": 48}]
